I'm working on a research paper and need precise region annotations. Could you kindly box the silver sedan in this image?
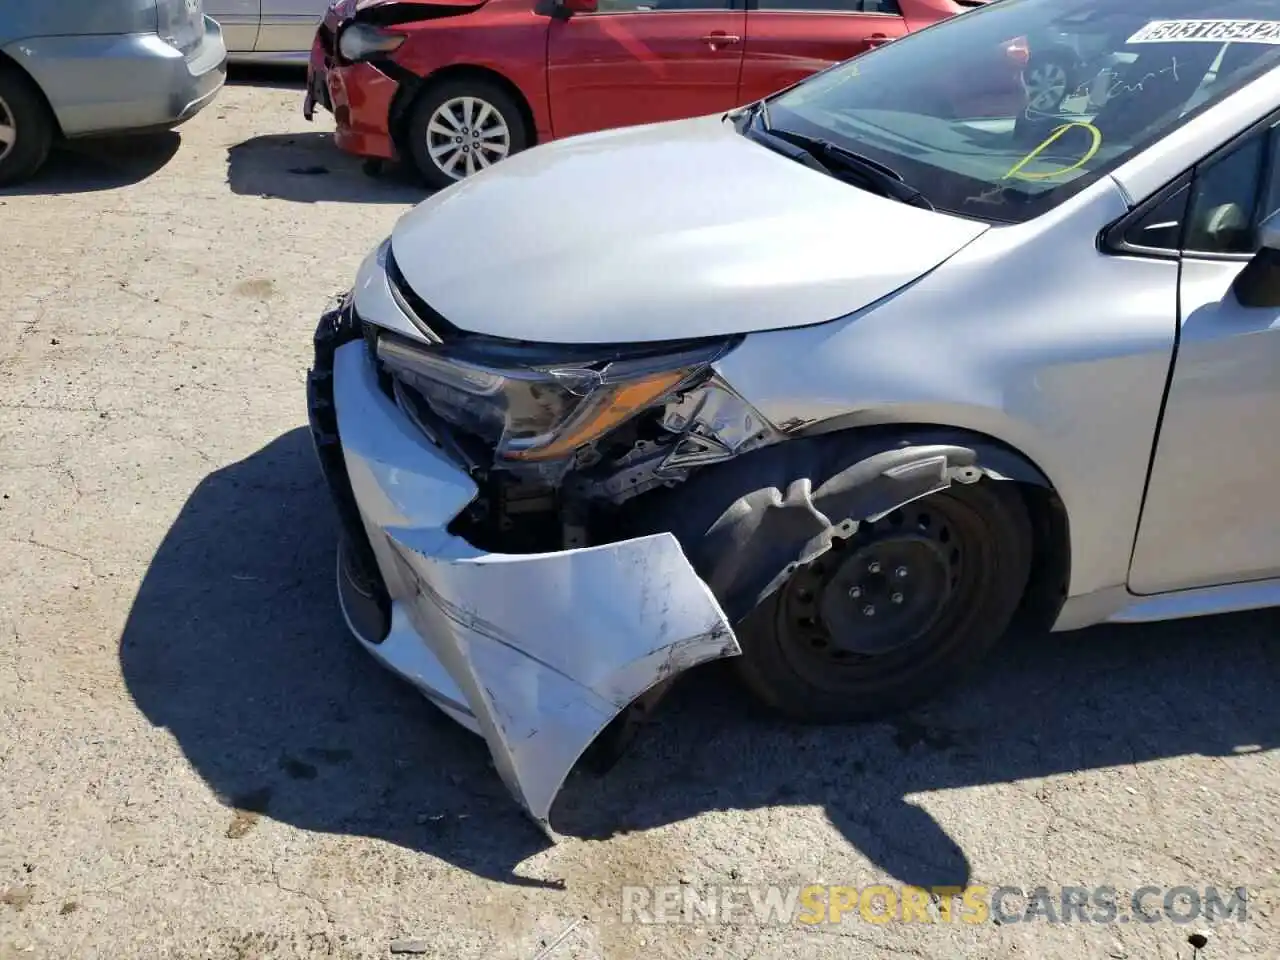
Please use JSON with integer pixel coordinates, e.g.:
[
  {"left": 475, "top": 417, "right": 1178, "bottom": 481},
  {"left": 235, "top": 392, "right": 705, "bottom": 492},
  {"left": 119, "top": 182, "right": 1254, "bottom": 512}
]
[
  {"left": 208, "top": 0, "right": 327, "bottom": 63},
  {"left": 307, "top": 0, "right": 1280, "bottom": 830}
]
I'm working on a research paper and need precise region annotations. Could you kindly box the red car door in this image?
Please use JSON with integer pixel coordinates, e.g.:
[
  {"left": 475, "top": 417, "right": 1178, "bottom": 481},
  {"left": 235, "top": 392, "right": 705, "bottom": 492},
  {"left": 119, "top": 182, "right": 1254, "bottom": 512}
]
[
  {"left": 738, "top": 0, "right": 908, "bottom": 105},
  {"left": 546, "top": 0, "right": 748, "bottom": 139}
]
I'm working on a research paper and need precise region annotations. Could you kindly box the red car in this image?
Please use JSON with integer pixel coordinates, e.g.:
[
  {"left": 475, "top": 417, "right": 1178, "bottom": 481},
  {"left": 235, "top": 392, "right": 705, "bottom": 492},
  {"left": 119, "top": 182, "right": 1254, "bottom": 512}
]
[{"left": 305, "top": 0, "right": 998, "bottom": 189}]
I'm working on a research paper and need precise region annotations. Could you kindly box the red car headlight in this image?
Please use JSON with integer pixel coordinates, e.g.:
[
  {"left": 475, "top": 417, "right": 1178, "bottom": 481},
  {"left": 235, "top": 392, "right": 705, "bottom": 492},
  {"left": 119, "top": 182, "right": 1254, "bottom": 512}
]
[{"left": 338, "top": 22, "right": 406, "bottom": 62}]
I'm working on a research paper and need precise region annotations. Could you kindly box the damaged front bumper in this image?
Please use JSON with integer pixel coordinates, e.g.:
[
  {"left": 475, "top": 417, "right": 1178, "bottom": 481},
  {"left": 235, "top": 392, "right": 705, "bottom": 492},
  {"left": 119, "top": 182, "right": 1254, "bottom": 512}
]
[
  {"left": 303, "top": 13, "right": 400, "bottom": 160},
  {"left": 306, "top": 302, "right": 740, "bottom": 833}
]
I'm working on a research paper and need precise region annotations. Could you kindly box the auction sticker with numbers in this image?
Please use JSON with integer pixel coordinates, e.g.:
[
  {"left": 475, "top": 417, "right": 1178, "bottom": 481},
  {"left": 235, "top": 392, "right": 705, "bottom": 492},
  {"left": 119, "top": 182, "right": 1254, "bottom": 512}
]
[{"left": 1128, "top": 19, "right": 1280, "bottom": 45}]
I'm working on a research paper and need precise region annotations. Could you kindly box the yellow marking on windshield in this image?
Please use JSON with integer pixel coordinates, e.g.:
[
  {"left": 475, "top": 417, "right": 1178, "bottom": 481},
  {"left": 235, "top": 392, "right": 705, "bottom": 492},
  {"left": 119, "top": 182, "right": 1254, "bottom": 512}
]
[{"left": 1003, "top": 122, "right": 1103, "bottom": 181}]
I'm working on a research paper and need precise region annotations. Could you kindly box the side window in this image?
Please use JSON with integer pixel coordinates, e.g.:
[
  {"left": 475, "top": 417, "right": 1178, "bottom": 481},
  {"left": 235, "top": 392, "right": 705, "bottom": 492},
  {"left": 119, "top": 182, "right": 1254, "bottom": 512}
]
[
  {"left": 1185, "top": 124, "right": 1280, "bottom": 257},
  {"left": 754, "top": 0, "right": 899, "bottom": 11},
  {"left": 1122, "top": 184, "right": 1190, "bottom": 254}
]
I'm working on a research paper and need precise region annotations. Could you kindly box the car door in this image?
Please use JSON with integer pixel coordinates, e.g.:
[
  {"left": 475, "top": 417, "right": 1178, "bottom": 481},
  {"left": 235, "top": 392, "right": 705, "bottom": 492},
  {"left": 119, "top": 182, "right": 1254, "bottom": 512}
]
[
  {"left": 1128, "top": 115, "right": 1280, "bottom": 595},
  {"left": 737, "top": 0, "right": 907, "bottom": 105},
  {"left": 256, "top": 0, "right": 325, "bottom": 55},
  {"left": 206, "top": 0, "right": 262, "bottom": 53},
  {"left": 546, "top": 0, "right": 748, "bottom": 139}
]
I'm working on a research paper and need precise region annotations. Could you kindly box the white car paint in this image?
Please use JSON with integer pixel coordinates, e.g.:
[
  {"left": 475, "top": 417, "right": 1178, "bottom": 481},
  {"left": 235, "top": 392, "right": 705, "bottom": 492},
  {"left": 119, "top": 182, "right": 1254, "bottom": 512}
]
[{"left": 388, "top": 115, "right": 991, "bottom": 344}]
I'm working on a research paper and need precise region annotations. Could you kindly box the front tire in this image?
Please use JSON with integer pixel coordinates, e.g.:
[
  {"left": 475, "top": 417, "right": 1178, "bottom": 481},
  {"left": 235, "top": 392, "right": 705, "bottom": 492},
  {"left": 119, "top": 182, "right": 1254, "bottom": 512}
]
[
  {"left": 0, "top": 63, "right": 54, "bottom": 187},
  {"left": 405, "top": 78, "right": 529, "bottom": 190},
  {"left": 735, "top": 479, "right": 1032, "bottom": 723}
]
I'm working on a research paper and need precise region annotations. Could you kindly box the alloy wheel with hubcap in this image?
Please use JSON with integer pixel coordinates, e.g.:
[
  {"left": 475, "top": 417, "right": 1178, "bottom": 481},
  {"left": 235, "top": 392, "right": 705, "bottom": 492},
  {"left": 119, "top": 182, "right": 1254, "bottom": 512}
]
[
  {"left": 426, "top": 96, "right": 510, "bottom": 180},
  {"left": 407, "top": 79, "right": 529, "bottom": 190}
]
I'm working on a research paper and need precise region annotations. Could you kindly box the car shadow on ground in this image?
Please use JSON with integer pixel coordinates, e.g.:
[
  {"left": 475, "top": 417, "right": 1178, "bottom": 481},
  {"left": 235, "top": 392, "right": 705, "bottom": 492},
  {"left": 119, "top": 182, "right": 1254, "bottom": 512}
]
[
  {"left": 119, "top": 428, "right": 1280, "bottom": 889},
  {"left": 227, "top": 132, "right": 426, "bottom": 204},
  {"left": 0, "top": 132, "right": 181, "bottom": 197},
  {"left": 227, "top": 63, "right": 308, "bottom": 90}
]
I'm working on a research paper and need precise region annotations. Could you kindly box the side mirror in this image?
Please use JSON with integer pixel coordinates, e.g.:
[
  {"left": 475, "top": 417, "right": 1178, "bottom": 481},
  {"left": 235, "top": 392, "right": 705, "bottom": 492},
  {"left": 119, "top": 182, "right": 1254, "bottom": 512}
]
[
  {"left": 556, "top": 0, "right": 598, "bottom": 13},
  {"left": 1258, "top": 210, "right": 1280, "bottom": 252},
  {"left": 1234, "top": 209, "right": 1280, "bottom": 309}
]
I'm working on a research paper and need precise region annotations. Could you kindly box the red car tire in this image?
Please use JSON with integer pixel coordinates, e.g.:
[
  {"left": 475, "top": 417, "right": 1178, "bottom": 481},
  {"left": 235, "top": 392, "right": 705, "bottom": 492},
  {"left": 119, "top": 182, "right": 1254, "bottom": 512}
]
[{"left": 406, "top": 77, "right": 530, "bottom": 190}]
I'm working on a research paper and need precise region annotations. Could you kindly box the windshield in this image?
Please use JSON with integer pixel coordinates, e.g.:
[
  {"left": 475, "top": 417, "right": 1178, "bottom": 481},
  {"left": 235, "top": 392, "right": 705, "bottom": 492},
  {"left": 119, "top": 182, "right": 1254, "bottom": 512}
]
[{"left": 763, "top": 0, "right": 1280, "bottom": 224}]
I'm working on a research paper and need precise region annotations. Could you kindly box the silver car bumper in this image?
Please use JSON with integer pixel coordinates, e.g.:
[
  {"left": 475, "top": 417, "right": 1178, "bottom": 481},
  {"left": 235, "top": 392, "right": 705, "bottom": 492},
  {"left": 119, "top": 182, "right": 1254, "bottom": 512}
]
[
  {"left": 2, "top": 17, "right": 227, "bottom": 138},
  {"left": 308, "top": 310, "right": 740, "bottom": 833}
]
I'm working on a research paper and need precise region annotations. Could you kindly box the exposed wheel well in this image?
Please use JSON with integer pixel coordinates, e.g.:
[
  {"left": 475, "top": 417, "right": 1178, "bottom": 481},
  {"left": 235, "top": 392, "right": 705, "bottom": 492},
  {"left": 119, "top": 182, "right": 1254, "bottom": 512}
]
[
  {"left": 390, "top": 64, "right": 537, "bottom": 156},
  {"left": 0, "top": 51, "right": 64, "bottom": 140},
  {"left": 1009, "top": 479, "right": 1071, "bottom": 637},
  {"left": 759, "top": 421, "right": 1073, "bottom": 637}
]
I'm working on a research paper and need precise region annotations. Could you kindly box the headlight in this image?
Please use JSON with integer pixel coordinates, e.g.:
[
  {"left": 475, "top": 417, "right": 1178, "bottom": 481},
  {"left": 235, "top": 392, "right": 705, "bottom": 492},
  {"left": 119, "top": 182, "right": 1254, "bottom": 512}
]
[
  {"left": 375, "top": 331, "right": 738, "bottom": 464},
  {"left": 338, "top": 22, "right": 406, "bottom": 61}
]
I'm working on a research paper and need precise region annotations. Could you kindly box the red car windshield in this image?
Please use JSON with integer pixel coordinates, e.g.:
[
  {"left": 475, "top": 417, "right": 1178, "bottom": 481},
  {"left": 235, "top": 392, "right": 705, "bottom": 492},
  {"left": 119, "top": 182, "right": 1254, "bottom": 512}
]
[{"left": 764, "top": 0, "right": 1280, "bottom": 224}]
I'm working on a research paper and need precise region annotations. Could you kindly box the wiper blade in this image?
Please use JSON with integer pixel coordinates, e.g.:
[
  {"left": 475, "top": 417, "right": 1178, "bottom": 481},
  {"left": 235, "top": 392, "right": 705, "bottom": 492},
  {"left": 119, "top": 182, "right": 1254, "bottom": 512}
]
[
  {"left": 769, "top": 129, "right": 935, "bottom": 211},
  {"left": 742, "top": 123, "right": 837, "bottom": 178}
]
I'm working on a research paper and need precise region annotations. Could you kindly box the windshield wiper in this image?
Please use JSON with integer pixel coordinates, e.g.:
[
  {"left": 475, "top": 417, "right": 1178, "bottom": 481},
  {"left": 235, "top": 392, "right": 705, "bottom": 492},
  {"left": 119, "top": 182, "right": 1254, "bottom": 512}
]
[
  {"left": 742, "top": 122, "right": 839, "bottom": 178},
  {"left": 763, "top": 126, "right": 935, "bottom": 211},
  {"left": 735, "top": 99, "right": 836, "bottom": 174}
]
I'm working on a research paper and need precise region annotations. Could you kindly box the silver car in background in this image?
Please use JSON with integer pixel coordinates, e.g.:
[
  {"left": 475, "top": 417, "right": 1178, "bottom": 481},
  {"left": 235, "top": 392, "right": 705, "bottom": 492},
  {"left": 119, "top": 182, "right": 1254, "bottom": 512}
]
[
  {"left": 0, "top": 0, "right": 226, "bottom": 185},
  {"left": 208, "top": 0, "right": 328, "bottom": 64},
  {"left": 308, "top": 0, "right": 1280, "bottom": 830}
]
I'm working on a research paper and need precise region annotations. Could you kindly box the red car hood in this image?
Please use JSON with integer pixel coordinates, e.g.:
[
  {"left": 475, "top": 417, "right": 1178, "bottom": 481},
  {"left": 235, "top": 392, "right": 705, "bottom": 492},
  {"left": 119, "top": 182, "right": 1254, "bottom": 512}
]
[{"left": 333, "top": 0, "right": 479, "bottom": 14}]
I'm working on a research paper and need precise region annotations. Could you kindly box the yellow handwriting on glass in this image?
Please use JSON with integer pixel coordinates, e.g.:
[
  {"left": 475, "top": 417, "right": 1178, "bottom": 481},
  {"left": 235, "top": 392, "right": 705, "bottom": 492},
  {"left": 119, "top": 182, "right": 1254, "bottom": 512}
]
[{"left": 1003, "top": 122, "right": 1102, "bottom": 182}]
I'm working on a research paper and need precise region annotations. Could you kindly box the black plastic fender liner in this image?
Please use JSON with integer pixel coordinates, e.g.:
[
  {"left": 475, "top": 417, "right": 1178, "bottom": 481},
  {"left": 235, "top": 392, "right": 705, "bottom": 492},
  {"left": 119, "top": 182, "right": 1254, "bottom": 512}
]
[
  {"left": 634, "top": 431, "right": 1044, "bottom": 625},
  {"left": 795, "top": 422, "right": 1056, "bottom": 490}
]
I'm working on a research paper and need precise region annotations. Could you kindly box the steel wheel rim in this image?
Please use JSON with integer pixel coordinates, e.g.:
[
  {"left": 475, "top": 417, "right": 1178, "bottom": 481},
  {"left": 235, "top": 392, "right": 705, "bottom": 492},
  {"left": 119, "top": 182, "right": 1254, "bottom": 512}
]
[
  {"left": 0, "top": 94, "right": 16, "bottom": 164},
  {"left": 1024, "top": 62, "right": 1069, "bottom": 112},
  {"left": 425, "top": 96, "right": 510, "bottom": 180},
  {"left": 776, "top": 502, "right": 972, "bottom": 691}
]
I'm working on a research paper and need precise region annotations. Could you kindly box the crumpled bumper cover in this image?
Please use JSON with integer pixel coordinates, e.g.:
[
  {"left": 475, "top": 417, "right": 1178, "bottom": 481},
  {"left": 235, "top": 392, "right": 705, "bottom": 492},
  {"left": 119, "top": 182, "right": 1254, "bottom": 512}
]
[{"left": 306, "top": 303, "right": 740, "bottom": 832}]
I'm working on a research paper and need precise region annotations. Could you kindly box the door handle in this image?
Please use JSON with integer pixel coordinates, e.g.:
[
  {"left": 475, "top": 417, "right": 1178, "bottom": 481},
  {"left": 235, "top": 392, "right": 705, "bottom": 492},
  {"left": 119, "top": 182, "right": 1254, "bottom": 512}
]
[
  {"left": 866, "top": 33, "right": 893, "bottom": 47},
  {"left": 701, "top": 32, "right": 741, "bottom": 47}
]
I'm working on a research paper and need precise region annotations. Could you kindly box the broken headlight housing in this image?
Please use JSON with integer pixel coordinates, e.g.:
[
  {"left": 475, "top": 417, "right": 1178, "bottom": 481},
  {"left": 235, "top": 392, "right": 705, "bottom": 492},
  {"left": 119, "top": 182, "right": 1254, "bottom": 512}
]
[
  {"left": 338, "top": 22, "right": 406, "bottom": 62},
  {"left": 374, "top": 329, "right": 740, "bottom": 467}
]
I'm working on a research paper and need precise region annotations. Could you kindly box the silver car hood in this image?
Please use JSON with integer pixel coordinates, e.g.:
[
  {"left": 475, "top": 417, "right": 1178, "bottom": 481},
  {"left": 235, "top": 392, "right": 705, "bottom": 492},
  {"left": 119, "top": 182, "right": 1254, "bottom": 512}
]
[{"left": 388, "top": 115, "right": 990, "bottom": 344}]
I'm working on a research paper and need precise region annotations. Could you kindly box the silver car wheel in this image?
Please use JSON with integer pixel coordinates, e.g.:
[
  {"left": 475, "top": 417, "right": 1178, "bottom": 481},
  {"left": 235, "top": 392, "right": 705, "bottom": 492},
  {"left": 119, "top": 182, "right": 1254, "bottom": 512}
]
[
  {"left": 1024, "top": 61, "right": 1070, "bottom": 112},
  {"left": 424, "top": 95, "right": 511, "bottom": 180},
  {"left": 0, "top": 93, "right": 16, "bottom": 164}
]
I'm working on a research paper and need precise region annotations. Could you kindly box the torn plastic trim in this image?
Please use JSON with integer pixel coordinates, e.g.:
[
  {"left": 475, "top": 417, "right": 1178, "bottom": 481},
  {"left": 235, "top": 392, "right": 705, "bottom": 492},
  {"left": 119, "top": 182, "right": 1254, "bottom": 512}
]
[
  {"left": 329, "top": 337, "right": 741, "bottom": 834},
  {"left": 754, "top": 449, "right": 984, "bottom": 606},
  {"left": 569, "top": 375, "right": 785, "bottom": 505},
  {"left": 660, "top": 377, "right": 784, "bottom": 470},
  {"left": 380, "top": 530, "right": 738, "bottom": 834},
  {"left": 644, "top": 435, "right": 1019, "bottom": 625},
  {"left": 791, "top": 420, "right": 1056, "bottom": 490}
]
